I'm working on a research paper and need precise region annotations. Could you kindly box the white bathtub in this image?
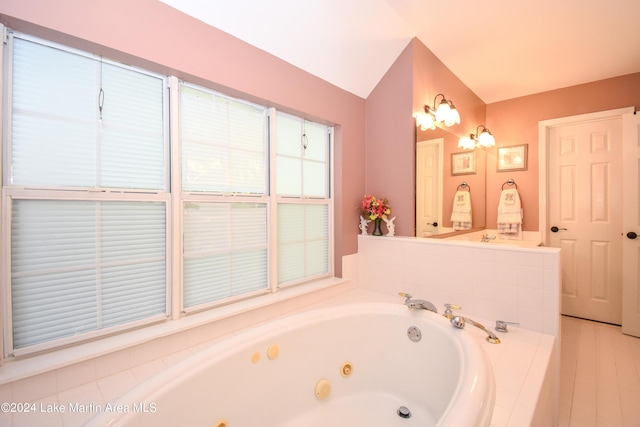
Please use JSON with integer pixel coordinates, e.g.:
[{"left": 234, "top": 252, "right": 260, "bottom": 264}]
[{"left": 87, "top": 303, "right": 495, "bottom": 427}]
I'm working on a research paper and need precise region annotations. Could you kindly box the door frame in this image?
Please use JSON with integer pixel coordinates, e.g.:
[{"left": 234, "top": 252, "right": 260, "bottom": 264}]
[
  {"left": 416, "top": 138, "right": 443, "bottom": 237},
  {"left": 538, "top": 107, "right": 634, "bottom": 246}
]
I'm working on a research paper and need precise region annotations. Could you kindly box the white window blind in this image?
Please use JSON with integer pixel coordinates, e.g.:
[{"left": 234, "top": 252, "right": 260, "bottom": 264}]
[
  {"left": 275, "top": 112, "right": 331, "bottom": 284},
  {"left": 276, "top": 113, "right": 329, "bottom": 197},
  {"left": 179, "top": 82, "right": 269, "bottom": 310},
  {"left": 10, "top": 37, "right": 166, "bottom": 190},
  {"left": 277, "top": 203, "right": 329, "bottom": 283},
  {"left": 5, "top": 33, "right": 168, "bottom": 353},
  {"left": 10, "top": 199, "right": 167, "bottom": 349},
  {"left": 180, "top": 84, "right": 267, "bottom": 194},
  {"left": 182, "top": 202, "right": 268, "bottom": 308}
]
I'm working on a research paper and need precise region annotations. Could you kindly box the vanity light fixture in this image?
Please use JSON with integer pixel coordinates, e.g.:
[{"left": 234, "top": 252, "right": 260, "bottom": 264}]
[
  {"left": 416, "top": 93, "right": 460, "bottom": 131},
  {"left": 458, "top": 125, "right": 495, "bottom": 149}
]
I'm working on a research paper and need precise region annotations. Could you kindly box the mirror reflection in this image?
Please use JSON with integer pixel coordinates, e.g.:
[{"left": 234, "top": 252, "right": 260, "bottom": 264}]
[{"left": 415, "top": 127, "right": 486, "bottom": 237}]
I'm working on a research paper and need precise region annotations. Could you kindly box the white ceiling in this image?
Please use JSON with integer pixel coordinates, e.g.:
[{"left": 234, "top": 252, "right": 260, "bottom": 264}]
[{"left": 159, "top": 0, "right": 640, "bottom": 103}]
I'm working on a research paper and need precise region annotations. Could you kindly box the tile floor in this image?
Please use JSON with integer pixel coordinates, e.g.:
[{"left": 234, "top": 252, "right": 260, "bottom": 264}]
[{"left": 559, "top": 315, "right": 640, "bottom": 426}]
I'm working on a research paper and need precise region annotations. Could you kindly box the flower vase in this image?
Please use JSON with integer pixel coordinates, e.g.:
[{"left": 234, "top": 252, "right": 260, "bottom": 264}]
[{"left": 372, "top": 218, "right": 383, "bottom": 236}]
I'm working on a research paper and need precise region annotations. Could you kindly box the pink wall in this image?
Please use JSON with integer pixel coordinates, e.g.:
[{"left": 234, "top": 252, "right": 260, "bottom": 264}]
[
  {"left": 486, "top": 73, "right": 640, "bottom": 231},
  {"left": 366, "top": 38, "right": 486, "bottom": 235},
  {"left": 4, "top": 0, "right": 639, "bottom": 248},
  {"left": 365, "top": 43, "right": 414, "bottom": 236},
  {"left": 0, "top": 0, "right": 368, "bottom": 273},
  {"left": 367, "top": 35, "right": 640, "bottom": 235}
]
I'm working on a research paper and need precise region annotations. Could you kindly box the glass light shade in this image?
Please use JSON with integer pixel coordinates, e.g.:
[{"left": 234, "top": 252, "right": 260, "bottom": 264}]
[
  {"left": 416, "top": 113, "right": 435, "bottom": 131},
  {"left": 444, "top": 108, "right": 460, "bottom": 127},
  {"left": 435, "top": 101, "right": 451, "bottom": 123},
  {"left": 458, "top": 136, "right": 475, "bottom": 150},
  {"left": 477, "top": 130, "right": 495, "bottom": 147}
]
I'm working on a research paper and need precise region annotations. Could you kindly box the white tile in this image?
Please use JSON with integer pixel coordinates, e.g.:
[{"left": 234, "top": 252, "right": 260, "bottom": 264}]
[
  {"left": 494, "top": 372, "right": 523, "bottom": 409},
  {"left": 490, "top": 403, "right": 512, "bottom": 427},
  {"left": 469, "top": 246, "right": 497, "bottom": 262},
  {"left": 517, "top": 307, "right": 543, "bottom": 333},
  {"left": 95, "top": 349, "right": 132, "bottom": 379},
  {"left": 494, "top": 303, "right": 518, "bottom": 325},
  {"left": 517, "top": 252, "right": 545, "bottom": 269},
  {"left": 543, "top": 289, "right": 558, "bottom": 313},
  {"left": 507, "top": 404, "right": 535, "bottom": 427},
  {"left": 129, "top": 340, "right": 163, "bottom": 367},
  {"left": 493, "top": 283, "right": 518, "bottom": 305},
  {"left": 55, "top": 359, "right": 96, "bottom": 393},
  {"left": 0, "top": 383, "right": 12, "bottom": 402},
  {"left": 58, "top": 382, "right": 105, "bottom": 427},
  {"left": 517, "top": 286, "right": 544, "bottom": 311},
  {"left": 494, "top": 264, "right": 520, "bottom": 284},
  {"left": 131, "top": 358, "right": 166, "bottom": 383},
  {"left": 162, "top": 349, "right": 192, "bottom": 366},
  {"left": 543, "top": 268, "right": 560, "bottom": 291},
  {"left": 473, "top": 279, "right": 496, "bottom": 300},
  {"left": 12, "top": 394, "right": 63, "bottom": 427},
  {"left": 518, "top": 266, "right": 545, "bottom": 289},
  {"left": 12, "top": 371, "right": 57, "bottom": 402},
  {"left": 543, "top": 251, "right": 560, "bottom": 270},
  {"left": 466, "top": 260, "right": 495, "bottom": 281},
  {"left": 96, "top": 369, "right": 138, "bottom": 403},
  {"left": 473, "top": 298, "right": 495, "bottom": 321},
  {"left": 496, "top": 250, "right": 521, "bottom": 266}
]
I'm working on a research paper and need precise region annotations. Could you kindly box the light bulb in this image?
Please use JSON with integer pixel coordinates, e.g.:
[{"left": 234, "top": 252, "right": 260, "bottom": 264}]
[
  {"left": 458, "top": 136, "right": 475, "bottom": 150},
  {"left": 417, "top": 113, "right": 435, "bottom": 131},
  {"left": 478, "top": 130, "right": 495, "bottom": 147},
  {"left": 435, "top": 101, "right": 450, "bottom": 123},
  {"left": 444, "top": 108, "right": 460, "bottom": 127}
]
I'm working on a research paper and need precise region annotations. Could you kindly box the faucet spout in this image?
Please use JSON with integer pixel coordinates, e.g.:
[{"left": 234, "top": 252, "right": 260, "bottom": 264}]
[
  {"left": 398, "top": 292, "right": 438, "bottom": 313},
  {"left": 450, "top": 315, "right": 501, "bottom": 344}
]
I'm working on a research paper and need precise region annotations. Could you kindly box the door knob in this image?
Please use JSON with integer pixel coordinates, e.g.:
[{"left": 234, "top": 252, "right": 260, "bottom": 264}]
[
  {"left": 427, "top": 222, "right": 438, "bottom": 227},
  {"left": 550, "top": 226, "right": 567, "bottom": 233},
  {"left": 627, "top": 231, "right": 638, "bottom": 240}
]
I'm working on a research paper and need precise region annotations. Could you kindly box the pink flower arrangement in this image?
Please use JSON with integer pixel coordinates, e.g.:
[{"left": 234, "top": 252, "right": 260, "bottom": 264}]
[{"left": 361, "top": 195, "right": 391, "bottom": 220}]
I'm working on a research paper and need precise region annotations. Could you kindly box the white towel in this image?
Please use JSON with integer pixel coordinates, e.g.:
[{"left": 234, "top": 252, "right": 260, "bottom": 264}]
[
  {"left": 497, "top": 188, "right": 522, "bottom": 238},
  {"left": 450, "top": 191, "right": 472, "bottom": 230}
]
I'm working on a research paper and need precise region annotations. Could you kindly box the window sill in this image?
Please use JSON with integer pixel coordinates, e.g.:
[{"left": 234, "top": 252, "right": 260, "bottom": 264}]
[{"left": 0, "top": 276, "right": 349, "bottom": 386}]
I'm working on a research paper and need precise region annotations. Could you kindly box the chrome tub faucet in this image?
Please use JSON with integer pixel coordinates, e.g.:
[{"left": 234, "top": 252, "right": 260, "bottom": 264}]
[
  {"left": 399, "top": 292, "right": 438, "bottom": 314},
  {"left": 450, "top": 315, "right": 501, "bottom": 344}
]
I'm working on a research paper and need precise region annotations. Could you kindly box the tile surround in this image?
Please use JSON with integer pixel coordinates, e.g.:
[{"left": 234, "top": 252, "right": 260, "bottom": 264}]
[
  {"left": 358, "top": 235, "right": 561, "bottom": 336},
  {"left": 0, "top": 246, "right": 560, "bottom": 426}
]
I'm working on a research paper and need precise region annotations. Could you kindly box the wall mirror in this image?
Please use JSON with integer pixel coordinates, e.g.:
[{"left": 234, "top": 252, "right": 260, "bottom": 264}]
[{"left": 415, "top": 126, "right": 486, "bottom": 237}]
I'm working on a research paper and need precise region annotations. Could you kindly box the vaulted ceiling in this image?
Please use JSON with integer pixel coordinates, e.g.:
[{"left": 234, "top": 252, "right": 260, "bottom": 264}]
[{"left": 159, "top": 0, "right": 640, "bottom": 103}]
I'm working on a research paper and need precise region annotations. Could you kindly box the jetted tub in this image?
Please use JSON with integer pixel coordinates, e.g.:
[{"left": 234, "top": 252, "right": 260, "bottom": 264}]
[{"left": 87, "top": 303, "right": 495, "bottom": 427}]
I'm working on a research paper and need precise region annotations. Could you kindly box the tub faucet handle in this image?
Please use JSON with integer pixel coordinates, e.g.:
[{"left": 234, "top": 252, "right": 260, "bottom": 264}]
[
  {"left": 443, "top": 304, "right": 462, "bottom": 319},
  {"left": 495, "top": 320, "right": 520, "bottom": 333},
  {"left": 398, "top": 292, "right": 412, "bottom": 300},
  {"left": 451, "top": 316, "right": 501, "bottom": 344}
]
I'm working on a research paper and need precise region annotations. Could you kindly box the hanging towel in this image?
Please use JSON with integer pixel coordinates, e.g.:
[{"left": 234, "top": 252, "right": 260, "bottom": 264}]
[
  {"left": 497, "top": 188, "right": 522, "bottom": 238},
  {"left": 450, "top": 191, "right": 472, "bottom": 230}
]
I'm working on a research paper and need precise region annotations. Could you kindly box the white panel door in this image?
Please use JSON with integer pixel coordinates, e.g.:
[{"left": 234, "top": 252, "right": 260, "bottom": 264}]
[
  {"left": 622, "top": 112, "right": 640, "bottom": 337},
  {"left": 416, "top": 139, "right": 442, "bottom": 237},
  {"left": 548, "top": 117, "right": 623, "bottom": 324}
]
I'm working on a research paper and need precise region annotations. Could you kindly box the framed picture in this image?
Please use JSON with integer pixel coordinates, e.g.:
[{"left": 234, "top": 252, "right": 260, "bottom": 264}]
[
  {"left": 497, "top": 144, "right": 528, "bottom": 172},
  {"left": 451, "top": 151, "right": 476, "bottom": 176}
]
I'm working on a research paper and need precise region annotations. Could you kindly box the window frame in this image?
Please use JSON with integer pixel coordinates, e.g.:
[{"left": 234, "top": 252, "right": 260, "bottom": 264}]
[
  {"left": 2, "top": 31, "right": 172, "bottom": 356},
  {"left": 1, "top": 30, "right": 335, "bottom": 357},
  {"left": 271, "top": 110, "right": 334, "bottom": 288}
]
